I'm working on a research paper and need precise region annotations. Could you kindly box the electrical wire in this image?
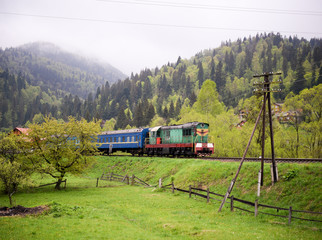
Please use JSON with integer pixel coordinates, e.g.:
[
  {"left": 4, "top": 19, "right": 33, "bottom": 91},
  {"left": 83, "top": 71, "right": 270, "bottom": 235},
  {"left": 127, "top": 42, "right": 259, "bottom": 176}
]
[
  {"left": 97, "top": 0, "right": 322, "bottom": 16},
  {"left": 0, "top": 11, "right": 321, "bottom": 36}
]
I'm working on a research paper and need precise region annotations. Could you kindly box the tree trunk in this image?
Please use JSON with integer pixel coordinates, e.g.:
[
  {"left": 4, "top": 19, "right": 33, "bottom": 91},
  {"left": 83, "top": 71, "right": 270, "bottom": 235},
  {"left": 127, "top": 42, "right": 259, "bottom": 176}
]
[
  {"left": 55, "top": 174, "right": 65, "bottom": 190},
  {"left": 8, "top": 192, "right": 13, "bottom": 207}
]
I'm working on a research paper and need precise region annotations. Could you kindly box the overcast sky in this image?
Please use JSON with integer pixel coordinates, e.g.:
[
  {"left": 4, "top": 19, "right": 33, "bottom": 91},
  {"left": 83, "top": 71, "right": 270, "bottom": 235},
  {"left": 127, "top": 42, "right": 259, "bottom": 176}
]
[{"left": 1, "top": 0, "right": 321, "bottom": 75}]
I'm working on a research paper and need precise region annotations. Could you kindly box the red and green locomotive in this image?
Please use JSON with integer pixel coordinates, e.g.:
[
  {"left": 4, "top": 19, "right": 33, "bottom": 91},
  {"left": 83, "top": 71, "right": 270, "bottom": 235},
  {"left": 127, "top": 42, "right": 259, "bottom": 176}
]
[{"left": 145, "top": 122, "right": 214, "bottom": 157}]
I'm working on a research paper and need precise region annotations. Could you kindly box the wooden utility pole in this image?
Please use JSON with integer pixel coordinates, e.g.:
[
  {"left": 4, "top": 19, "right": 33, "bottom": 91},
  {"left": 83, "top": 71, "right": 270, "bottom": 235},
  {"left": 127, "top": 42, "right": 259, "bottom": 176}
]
[
  {"left": 254, "top": 72, "right": 281, "bottom": 183},
  {"left": 218, "top": 72, "right": 281, "bottom": 212}
]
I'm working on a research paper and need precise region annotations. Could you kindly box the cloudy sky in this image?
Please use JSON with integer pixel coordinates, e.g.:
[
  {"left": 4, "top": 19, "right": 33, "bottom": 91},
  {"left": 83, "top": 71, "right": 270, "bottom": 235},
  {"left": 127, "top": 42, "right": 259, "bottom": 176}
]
[{"left": 1, "top": 0, "right": 321, "bottom": 75}]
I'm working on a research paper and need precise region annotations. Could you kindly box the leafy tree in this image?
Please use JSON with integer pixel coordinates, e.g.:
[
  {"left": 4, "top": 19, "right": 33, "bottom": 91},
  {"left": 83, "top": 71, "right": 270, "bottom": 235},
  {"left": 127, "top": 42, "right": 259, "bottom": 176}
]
[
  {"left": 284, "top": 84, "right": 322, "bottom": 157},
  {"left": 28, "top": 117, "right": 101, "bottom": 189},
  {"left": 0, "top": 133, "right": 33, "bottom": 206},
  {"left": 193, "top": 80, "right": 224, "bottom": 120}
]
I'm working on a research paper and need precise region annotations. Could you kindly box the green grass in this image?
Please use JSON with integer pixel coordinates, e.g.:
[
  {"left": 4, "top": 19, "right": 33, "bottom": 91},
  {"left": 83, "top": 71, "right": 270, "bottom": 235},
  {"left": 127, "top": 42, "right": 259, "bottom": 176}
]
[
  {"left": 96, "top": 156, "right": 322, "bottom": 212},
  {"left": 0, "top": 156, "right": 321, "bottom": 239}
]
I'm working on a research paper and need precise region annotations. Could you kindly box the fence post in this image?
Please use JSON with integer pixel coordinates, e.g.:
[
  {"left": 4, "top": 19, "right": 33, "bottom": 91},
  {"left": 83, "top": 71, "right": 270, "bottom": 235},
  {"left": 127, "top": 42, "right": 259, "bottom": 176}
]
[
  {"left": 257, "top": 170, "right": 261, "bottom": 197},
  {"left": 288, "top": 206, "right": 292, "bottom": 225},
  {"left": 159, "top": 178, "right": 162, "bottom": 188},
  {"left": 96, "top": 178, "right": 99, "bottom": 187},
  {"left": 126, "top": 175, "right": 129, "bottom": 185},
  {"left": 255, "top": 199, "right": 258, "bottom": 217},
  {"left": 131, "top": 174, "right": 135, "bottom": 186},
  {"left": 189, "top": 185, "right": 192, "bottom": 198},
  {"left": 230, "top": 195, "right": 234, "bottom": 212},
  {"left": 109, "top": 172, "right": 113, "bottom": 181},
  {"left": 207, "top": 188, "right": 210, "bottom": 203},
  {"left": 171, "top": 181, "right": 174, "bottom": 193}
]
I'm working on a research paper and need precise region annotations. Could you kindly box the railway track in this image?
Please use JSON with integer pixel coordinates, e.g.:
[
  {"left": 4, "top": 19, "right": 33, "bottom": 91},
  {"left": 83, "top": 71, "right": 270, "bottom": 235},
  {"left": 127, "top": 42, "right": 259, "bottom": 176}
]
[
  {"left": 206, "top": 157, "right": 322, "bottom": 164},
  {"left": 107, "top": 154, "right": 322, "bottom": 163}
]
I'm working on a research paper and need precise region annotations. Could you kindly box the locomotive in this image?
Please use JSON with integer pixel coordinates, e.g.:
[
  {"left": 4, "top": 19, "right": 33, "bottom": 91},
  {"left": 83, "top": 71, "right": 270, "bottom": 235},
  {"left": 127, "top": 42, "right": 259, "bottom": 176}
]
[{"left": 97, "top": 122, "right": 214, "bottom": 157}]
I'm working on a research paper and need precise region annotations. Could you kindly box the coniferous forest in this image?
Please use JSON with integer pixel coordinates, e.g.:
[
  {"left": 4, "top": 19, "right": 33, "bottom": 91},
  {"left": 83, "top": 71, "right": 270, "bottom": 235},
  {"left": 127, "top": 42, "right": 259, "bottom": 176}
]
[{"left": 1, "top": 33, "right": 321, "bottom": 158}]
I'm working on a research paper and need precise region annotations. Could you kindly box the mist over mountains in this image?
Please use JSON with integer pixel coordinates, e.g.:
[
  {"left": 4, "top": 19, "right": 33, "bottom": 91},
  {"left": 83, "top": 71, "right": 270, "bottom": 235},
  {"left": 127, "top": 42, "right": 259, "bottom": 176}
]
[{"left": 0, "top": 42, "right": 126, "bottom": 98}]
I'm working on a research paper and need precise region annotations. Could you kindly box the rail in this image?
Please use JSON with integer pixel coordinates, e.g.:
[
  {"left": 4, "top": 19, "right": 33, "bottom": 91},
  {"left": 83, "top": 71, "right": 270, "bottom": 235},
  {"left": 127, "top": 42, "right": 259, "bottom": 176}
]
[{"left": 106, "top": 154, "right": 322, "bottom": 163}]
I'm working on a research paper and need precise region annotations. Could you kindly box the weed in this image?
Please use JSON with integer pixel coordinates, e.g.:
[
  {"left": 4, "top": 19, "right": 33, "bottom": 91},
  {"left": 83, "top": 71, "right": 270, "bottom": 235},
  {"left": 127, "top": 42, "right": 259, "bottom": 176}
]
[
  {"left": 282, "top": 170, "right": 298, "bottom": 181},
  {"left": 48, "top": 202, "right": 84, "bottom": 218}
]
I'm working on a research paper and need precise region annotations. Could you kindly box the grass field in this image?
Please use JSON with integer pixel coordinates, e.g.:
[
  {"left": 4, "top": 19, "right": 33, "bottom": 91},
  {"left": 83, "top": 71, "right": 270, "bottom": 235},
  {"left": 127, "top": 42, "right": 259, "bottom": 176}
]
[{"left": 0, "top": 156, "right": 321, "bottom": 239}]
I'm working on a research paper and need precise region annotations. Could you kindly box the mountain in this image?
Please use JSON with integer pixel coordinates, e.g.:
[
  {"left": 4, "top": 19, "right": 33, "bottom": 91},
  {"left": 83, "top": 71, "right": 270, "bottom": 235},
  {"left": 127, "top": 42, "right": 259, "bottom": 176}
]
[
  {"left": 0, "top": 42, "right": 126, "bottom": 98},
  {"left": 67, "top": 33, "right": 321, "bottom": 127},
  {"left": 1, "top": 34, "right": 321, "bottom": 134}
]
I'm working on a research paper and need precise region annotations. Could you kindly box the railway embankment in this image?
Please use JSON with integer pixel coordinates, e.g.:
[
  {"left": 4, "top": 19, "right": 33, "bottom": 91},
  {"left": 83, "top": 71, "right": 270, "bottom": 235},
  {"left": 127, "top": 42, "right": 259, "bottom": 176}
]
[{"left": 92, "top": 156, "right": 322, "bottom": 213}]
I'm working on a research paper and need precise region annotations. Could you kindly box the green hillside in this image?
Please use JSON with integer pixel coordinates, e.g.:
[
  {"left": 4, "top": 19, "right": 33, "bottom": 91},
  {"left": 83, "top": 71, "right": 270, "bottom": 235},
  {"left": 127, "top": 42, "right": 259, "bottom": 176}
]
[
  {"left": 1, "top": 34, "right": 321, "bottom": 158},
  {"left": 93, "top": 156, "right": 322, "bottom": 213},
  {"left": 0, "top": 156, "right": 320, "bottom": 239},
  {"left": 0, "top": 42, "right": 126, "bottom": 98}
]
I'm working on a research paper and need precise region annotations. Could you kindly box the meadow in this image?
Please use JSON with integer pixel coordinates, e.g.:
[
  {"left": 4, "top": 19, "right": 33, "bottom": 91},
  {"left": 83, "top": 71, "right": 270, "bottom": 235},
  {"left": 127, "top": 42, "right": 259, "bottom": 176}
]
[{"left": 0, "top": 156, "right": 321, "bottom": 239}]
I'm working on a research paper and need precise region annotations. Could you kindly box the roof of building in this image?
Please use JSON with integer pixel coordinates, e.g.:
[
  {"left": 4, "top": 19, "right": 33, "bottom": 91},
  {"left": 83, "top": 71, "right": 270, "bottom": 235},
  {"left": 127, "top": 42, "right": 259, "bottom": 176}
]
[{"left": 13, "top": 127, "right": 30, "bottom": 135}]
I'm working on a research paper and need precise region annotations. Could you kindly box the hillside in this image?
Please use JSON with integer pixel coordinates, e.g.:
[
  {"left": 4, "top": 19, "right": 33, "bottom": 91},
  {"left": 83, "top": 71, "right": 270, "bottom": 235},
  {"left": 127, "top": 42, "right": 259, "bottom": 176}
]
[
  {"left": 1, "top": 34, "right": 321, "bottom": 158},
  {"left": 62, "top": 33, "right": 321, "bottom": 125},
  {"left": 0, "top": 156, "right": 320, "bottom": 239},
  {"left": 0, "top": 42, "right": 126, "bottom": 98}
]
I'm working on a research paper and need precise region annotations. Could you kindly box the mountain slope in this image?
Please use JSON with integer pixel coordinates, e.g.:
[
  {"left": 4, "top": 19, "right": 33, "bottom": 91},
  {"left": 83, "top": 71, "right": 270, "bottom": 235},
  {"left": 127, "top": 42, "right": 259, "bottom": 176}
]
[{"left": 0, "top": 42, "right": 126, "bottom": 98}]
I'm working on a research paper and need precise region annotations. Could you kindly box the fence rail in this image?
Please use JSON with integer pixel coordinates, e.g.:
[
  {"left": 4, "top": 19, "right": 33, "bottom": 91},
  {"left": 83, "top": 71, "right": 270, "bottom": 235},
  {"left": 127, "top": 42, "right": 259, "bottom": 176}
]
[
  {"left": 35, "top": 179, "right": 67, "bottom": 189},
  {"left": 101, "top": 171, "right": 322, "bottom": 225}
]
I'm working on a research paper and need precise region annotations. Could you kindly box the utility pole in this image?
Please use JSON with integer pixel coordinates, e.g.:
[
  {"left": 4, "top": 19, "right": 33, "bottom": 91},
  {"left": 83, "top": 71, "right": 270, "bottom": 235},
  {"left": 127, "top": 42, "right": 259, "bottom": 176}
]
[
  {"left": 253, "top": 72, "right": 281, "bottom": 183},
  {"left": 218, "top": 72, "right": 281, "bottom": 212}
]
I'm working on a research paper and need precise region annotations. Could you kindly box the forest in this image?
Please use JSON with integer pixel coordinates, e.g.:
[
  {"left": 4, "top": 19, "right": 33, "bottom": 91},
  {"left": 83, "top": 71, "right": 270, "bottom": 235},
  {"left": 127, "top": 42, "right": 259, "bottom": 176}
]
[{"left": 0, "top": 33, "right": 321, "bottom": 158}]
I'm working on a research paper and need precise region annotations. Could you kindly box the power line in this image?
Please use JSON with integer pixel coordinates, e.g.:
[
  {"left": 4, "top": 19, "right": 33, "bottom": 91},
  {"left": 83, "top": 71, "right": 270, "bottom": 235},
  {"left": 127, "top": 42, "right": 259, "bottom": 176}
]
[
  {"left": 1, "top": 11, "right": 322, "bottom": 36},
  {"left": 97, "top": 0, "right": 322, "bottom": 16}
]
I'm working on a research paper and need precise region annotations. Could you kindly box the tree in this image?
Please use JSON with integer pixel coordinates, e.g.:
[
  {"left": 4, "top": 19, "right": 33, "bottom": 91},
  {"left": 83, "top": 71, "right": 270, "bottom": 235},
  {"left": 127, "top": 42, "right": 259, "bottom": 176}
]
[
  {"left": 133, "top": 103, "right": 144, "bottom": 127},
  {"left": 210, "top": 58, "right": 215, "bottom": 81},
  {"left": 193, "top": 80, "right": 224, "bottom": 120},
  {"left": 0, "top": 133, "right": 33, "bottom": 206},
  {"left": 284, "top": 85, "right": 322, "bottom": 158},
  {"left": 197, "top": 61, "right": 204, "bottom": 89},
  {"left": 115, "top": 106, "right": 128, "bottom": 130},
  {"left": 28, "top": 117, "right": 101, "bottom": 189}
]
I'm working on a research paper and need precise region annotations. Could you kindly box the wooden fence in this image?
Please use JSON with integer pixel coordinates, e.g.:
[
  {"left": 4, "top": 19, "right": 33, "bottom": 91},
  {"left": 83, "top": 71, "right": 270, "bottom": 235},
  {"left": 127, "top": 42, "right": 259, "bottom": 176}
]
[
  {"left": 35, "top": 179, "right": 67, "bottom": 189},
  {"left": 99, "top": 172, "right": 151, "bottom": 187},
  {"left": 101, "top": 171, "right": 322, "bottom": 225}
]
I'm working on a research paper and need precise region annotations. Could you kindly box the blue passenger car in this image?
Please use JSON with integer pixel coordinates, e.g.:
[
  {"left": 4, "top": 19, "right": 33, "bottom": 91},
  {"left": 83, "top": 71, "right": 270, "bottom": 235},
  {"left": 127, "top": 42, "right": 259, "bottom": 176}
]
[{"left": 97, "top": 128, "right": 149, "bottom": 155}]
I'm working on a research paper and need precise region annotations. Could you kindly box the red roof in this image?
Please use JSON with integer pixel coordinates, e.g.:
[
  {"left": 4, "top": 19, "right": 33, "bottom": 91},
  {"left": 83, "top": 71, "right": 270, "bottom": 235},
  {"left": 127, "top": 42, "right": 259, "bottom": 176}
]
[{"left": 13, "top": 127, "right": 30, "bottom": 135}]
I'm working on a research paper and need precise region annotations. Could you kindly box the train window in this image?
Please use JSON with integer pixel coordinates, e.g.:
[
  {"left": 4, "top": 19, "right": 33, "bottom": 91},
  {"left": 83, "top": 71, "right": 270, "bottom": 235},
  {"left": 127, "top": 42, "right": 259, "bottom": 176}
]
[
  {"left": 138, "top": 136, "right": 141, "bottom": 142},
  {"left": 135, "top": 136, "right": 137, "bottom": 142},
  {"left": 127, "top": 137, "right": 130, "bottom": 142},
  {"left": 183, "top": 129, "right": 192, "bottom": 136},
  {"left": 166, "top": 130, "right": 170, "bottom": 137},
  {"left": 114, "top": 137, "right": 117, "bottom": 142},
  {"left": 119, "top": 137, "right": 121, "bottom": 142},
  {"left": 132, "top": 136, "right": 134, "bottom": 142},
  {"left": 122, "top": 136, "right": 125, "bottom": 142}
]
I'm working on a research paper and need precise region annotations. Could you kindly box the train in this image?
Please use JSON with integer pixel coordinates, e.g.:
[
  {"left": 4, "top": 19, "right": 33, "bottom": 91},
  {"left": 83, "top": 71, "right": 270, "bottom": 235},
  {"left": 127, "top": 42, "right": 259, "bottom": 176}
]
[{"left": 97, "top": 122, "right": 214, "bottom": 157}]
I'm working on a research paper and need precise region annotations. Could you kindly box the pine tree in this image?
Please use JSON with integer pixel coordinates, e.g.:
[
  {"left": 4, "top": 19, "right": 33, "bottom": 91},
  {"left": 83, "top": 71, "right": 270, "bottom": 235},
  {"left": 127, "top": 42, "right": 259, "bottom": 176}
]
[
  {"left": 210, "top": 58, "right": 215, "bottom": 81},
  {"left": 169, "top": 101, "right": 175, "bottom": 118},
  {"left": 197, "top": 61, "right": 204, "bottom": 89}
]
